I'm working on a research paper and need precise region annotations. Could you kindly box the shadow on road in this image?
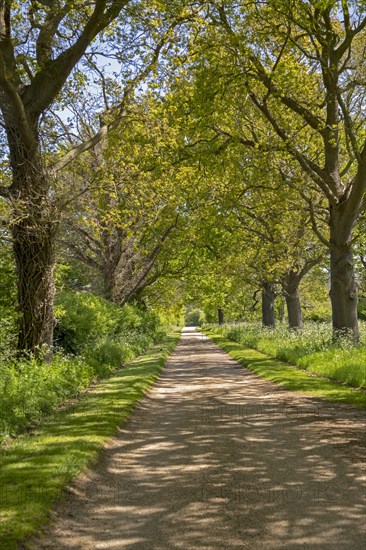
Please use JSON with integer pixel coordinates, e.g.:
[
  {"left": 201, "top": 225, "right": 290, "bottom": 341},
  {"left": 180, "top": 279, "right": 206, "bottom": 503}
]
[{"left": 37, "top": 328, "right": 366, "bottom": 549}]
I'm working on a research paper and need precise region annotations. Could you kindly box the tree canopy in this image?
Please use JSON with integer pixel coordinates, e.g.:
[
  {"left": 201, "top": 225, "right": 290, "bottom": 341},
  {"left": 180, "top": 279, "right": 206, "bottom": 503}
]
[{"left": 0, "top": 0, "right": 365, "bottom": 353}]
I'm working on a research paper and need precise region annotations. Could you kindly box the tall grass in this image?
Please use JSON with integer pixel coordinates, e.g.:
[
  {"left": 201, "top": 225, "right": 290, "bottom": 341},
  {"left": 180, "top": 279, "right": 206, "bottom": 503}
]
[{"left": 221, "top": 321, "right": 366, "bottom": 388}]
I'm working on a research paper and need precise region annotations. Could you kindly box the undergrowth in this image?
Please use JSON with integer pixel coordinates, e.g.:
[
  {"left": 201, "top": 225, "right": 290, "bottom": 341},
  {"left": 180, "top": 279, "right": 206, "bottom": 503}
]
[
  {"left": 218, "top": 321, "right": 366, "bottom": 388},
  {"left": 0, "top": 290, "right": 174, "bottom": 444}
]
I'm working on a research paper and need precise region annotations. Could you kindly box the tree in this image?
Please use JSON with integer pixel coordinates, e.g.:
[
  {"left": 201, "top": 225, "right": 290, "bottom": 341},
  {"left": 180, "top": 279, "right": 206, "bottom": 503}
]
[
  {"left": 174, "top": 78, "right": 326, "bottom": 328},
  {"left": 60, "top": 91, "right": 197, "bottom": 305},
  {"left": 0, "top": 1, "right": 188, "bottom": 355},
  {"left": 204, "top": 0, "right": 366, "bottom": 339}
]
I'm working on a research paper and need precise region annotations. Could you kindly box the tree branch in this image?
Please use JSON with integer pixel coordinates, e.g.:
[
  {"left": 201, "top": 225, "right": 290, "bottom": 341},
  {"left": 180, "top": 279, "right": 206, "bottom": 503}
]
[
  {"left": 249, "top": 92, "right": 336, "bottom": 202},
  {"left": 24, "top": 0, "right": 130, "bottom": 116},
  {"left": 297, "top": 253, "right": 325, "bottom": 280},
  {"left": 343, "top": 139, "right": 366, "bottom": 223},
  {"left": 300, "top": 191, "right": 330, "bottom": 248},
  {"left": 51, "top": 122, "right": 111, "bottom": 173},
  {"left": 36, "top": 3, "right": 71, "bottom": 68},
  {"left": 249, "top": 53, "right": 324, "bottom": 133},
  {"left": 0, "top": 52, "right": 36, "bottom": 151},
  {"left": 66, "top": 221, "right": 102, "bottom": 254},
  {"left": 61, "top": 239, "right": 102, "bottom": 271},
  {"left": 335, "top": 13, "right": 366, "bottom": 62},
  {"left": 336, "top": 87, "right": 361, "bottom": 162},
  {"left": 51, "top": 18, "right": 184, "bottom": 172},
  {"left": 116, "top": 217, "right": 178, "bottom": 304},
  {"left": 0, "top": 2, "right": 20, "bottom": 87}
]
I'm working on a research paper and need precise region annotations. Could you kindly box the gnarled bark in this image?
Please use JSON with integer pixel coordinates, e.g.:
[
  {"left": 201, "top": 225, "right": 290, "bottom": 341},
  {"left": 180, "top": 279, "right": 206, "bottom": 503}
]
[
  {"left": 13, "top": 215, "right": 56, "bottom": 355},
  {"left": 4, "top": 111, "right": 58, "bottom": 357},
  {"left": 0, "top": 1, "right": 181, "bottom": 355}
]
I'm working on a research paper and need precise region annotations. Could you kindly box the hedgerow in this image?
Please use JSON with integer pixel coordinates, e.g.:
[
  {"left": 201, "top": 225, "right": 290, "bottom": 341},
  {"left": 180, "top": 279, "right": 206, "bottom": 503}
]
[{"left": 0, "top": 290, "right": 170, "bottom": 444}]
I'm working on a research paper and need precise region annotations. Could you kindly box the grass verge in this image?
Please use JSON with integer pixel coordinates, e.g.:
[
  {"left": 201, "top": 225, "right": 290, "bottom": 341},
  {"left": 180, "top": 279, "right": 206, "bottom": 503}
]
[
  {"left": 221, "top": 321, "right": 366, "bottom": 388},
  {"left": 0, "top": 332, "right": 180, "bottom": 550},
  {"left": 204, "top": 329, "right": 366, "bottom": 409}
]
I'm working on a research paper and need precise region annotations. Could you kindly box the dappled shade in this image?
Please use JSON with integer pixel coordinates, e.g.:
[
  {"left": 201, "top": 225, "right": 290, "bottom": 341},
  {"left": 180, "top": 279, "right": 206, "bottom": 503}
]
[{"left": 35, "top": 330, "right": 366, "bottom": 549}]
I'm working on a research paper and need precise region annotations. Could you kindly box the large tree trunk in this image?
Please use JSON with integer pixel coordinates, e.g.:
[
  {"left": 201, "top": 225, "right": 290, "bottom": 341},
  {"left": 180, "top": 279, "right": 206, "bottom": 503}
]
[
  {"left": 285, "top": 286, "right": 303, "bottom": 330},
  {"left": 6, "top": 117, "right": 57, "bottom": 357},
  {"left": 0, "top": 0, "right": 136, "bottom": 356},
  {"left": 261, "top": 282, "right": 275, "bottom": 327},
  {"left": 329, "top": 206, "right": 359, "bottom": 340},
  {"left": 13, "top": 215, "right": 56, "bottom": 356},
  {"left": 283, "top": 271, "right": 304, "bottom": 330}
]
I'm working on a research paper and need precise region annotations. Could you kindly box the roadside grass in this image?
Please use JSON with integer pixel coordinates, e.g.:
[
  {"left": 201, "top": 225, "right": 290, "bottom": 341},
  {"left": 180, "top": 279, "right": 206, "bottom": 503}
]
[
  {"left": 219, "top": 321, "right": 366, "bottom": 388},
  {"left": 204, "top": 329, "right": 366, "bottom": 410},
  {"left": 0, "top": 333, "right": 179, "bottom": 550}
]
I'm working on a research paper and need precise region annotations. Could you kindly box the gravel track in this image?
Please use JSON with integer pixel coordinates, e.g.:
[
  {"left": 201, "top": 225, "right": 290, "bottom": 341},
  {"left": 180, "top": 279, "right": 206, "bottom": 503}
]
[{"left": 35, "top": 328, "right": 366, "bottom": 550}]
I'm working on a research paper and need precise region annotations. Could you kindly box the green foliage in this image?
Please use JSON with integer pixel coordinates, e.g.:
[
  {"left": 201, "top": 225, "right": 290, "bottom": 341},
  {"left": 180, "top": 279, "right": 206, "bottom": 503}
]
[
  {"left": 0, "top": 290, "right": 169, "bottom": 444},
  {"left": 84, "top": 340, "right": 134, "bottom": 375},
  {"left": 185, "top": 306, "right": 205, "bottom": 326},
  {"left": 300, "top": 269, "right": 332, "bottom": 322},
  {"left": 0, "top": 242, "right": 17, "bottom": 362},
  {"left": 223, "top": 321, "right": 366, "bottom": 389},
  {"left": 0, "top": 318, "right": 17, "bottom": 364},
  {"left": 0, "top": 355, "right": 94, "bottom": 441},
  {"left": 54, "top": 290, "right": 165, "bottom": 363}
]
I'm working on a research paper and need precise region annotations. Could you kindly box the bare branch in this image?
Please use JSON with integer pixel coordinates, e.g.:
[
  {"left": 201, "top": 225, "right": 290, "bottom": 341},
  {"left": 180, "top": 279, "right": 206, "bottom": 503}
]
[
  {"left": 51, "top": 121, "right": 111, "bottom": 173},
  {"left": 24, "top": 0, "right": 130, "bottom": 116},
  {"left": 116, "top": 216, "right": 179, "bottom": 304},
  {"left": 65, "top": 221, "right": 102, "bottom": 253},
  {"left": 61, "top": 239, "right": 102, "bottom": 271}
]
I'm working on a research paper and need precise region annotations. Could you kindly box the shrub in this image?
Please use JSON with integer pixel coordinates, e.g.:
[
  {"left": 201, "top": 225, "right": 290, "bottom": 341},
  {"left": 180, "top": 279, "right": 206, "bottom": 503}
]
[
  {"left": 0, "top": 314, "right": 17, "bottom": 363},
  {"left": 54, "top": 291, "right": 121, "bottom": 354},
  {"left": 0, "top": 290, "right": 170, "bottom": 443},
  {"left": 84, "top": 339, "right": 134, "bottom": 374},
  {"left": 54, "top": 291, "right": 165, "bottom": 357},
  {"left": 0, "top": 354, "right": 94, "bottom": 439}
]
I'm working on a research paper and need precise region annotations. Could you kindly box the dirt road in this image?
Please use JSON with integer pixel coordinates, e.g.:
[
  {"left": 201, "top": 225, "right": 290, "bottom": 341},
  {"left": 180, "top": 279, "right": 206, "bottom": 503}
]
[{"left": 36, "top": 328, "right": 366, "bottom": 549}]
